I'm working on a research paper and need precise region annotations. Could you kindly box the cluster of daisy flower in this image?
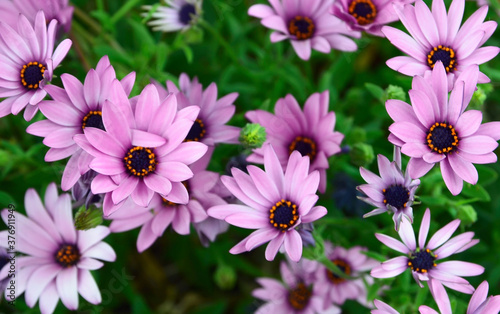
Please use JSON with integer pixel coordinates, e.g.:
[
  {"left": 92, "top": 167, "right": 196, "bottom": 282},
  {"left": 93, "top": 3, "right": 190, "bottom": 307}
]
[{"left": 0, "top": 0, "right": 499, "bottom": 312}]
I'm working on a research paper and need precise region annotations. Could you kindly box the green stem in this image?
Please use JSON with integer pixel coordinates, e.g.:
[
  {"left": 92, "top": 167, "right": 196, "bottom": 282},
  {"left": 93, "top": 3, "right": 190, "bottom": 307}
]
[
  {"left": 73, "top": 5, "right": 102, "bottom": 34},
  {"left": 110, "top": 0, "right": 142, "bottom": 25}
]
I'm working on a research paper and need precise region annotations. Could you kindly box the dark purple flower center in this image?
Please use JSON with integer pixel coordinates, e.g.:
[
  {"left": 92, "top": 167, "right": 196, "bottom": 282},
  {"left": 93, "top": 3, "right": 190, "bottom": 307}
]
[
  {"left": 20, "top": 61, "right": 46, "bottom": 90},
  {"left": 55, "top": 244, "right": 80, "bottom": 267},
  {"left": 179, "top": 3, "right": 196, "bottom": 25},
  {"left": 289, "top": 136, "right": 317, "bottom": 162},
  {"left": 326, "top": 259, "right": 351, "bottom": 284},
  {"left": 82, "top": 110, "right": 105, "bottom": 130},
  {"left": 0, "top": 254, "right": 9, "bottom": 270},
  {"left": 269, "top": 199, "right": 299, "bottom": 231},
  {"left": 383, "top": 185, "right": 410, "bottom": 209},
  {"left": 288, "top": 282, "right": 312, "bottom": 310},
  {"left": 427, "top": 45, "right": 457, "bottom": 72},
  {"left": 184, "top": 119, "right": 206, "bottom": 142},
  {"left": 408, "top": 248, "right": 437, "bottom": 273},
  {"left": 124, "top": 146, "right": 157, "bottom": 177},
  {"left": 349, "top": 0, "right": 377, "bottom": 25},
  {"left": 426, "top": 122, "right": 459, "bottom": 154},
  {"left": 288, "top": 16, "right": 315, "bottom": 40}
]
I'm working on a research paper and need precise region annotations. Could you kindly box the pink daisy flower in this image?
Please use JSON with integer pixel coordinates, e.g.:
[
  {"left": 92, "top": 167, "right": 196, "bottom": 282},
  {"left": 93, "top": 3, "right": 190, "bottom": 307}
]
[
  {"left": 315, "top": 242, "right": 379, "bottom": 306},
  {"left": 0, "top": 0, "right": 73, "bottom": 33},
  {"left": 358, "top": 147, "right": 420, "bottom": 230},
  {"left": 208, "top": 144, "right": 328, "bottom": 262},
  {"left": 253, "top": 259, "right": 340, "bottom": 314},
  {"left": 108, "top": 164, "right": 228, "bottom": 252},
  {"left": 371, "top": 208, "right": 483, "bottom": 294},
  {"left": 330, "top": 0, "right": 414, "bottom": 37},
  {"left": 246, "top": 91, "right": 344, "bottom": 193},
  {"left": 74, "top": 84, "right": 207, "bottom": 215},
  {"left": 0, "top": 183, "right": 116, "bottom": 313},
  {"left": 420, "top": 279, "right": 500, "bottom": 314},
  {"left": 382, "top": 0, "right": 499, "bottom": 87},
  {"left": 387, "top": 63, "right": 500, "bottom": 195},
  {"left": 248, "top": 0, "right": 360, "bottom": 60},
  {"left": 26, "top": 56, "right": 136, "bottom": 191},
  {"left": 0, "top": 10, "right": 72, "bottom": 121},
  {"left": 142, "top": 0, "right": 202, "bottom": 33}
]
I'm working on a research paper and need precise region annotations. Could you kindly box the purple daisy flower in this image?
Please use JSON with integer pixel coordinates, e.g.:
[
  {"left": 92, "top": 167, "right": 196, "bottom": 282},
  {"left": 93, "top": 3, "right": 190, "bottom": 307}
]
[
  {"left": 253, "top": 259, "right": 341, "bottom": 314},
  {"left": 27, "top": 56, "right": 136, "bottom": 191},
  {"left": 142, "top": 0, "right": 201, "bottom": 33},
  {"left": 315, "top": 242, "right": 379, "bottom": 306},
  {"left": 74, "top": 84, "right": 207, "bottom": 215},
  {"left": 246, "top": 91, "right": 344, "bottom": 193},
  {"left": 382, "top": 0, "right": 499, "bottom": 87},
  {"left": 371, "top": 208, "right": 483, "bottom": 294},
  {"left": 248, "top": 0, "right": 360, "bottom": 60},
  {"left": 208, "top": 144, "right": 328, "bottom": 262},
  {"left": 330, "top": 0, "right": 414, "bottom": 37},
  {"left": 0, "top": 0, "right": 73, "bottom": 33},
  {"left": 0, "top": 183, "right": 116, "bottom": 313},
  {"left": 153, "top": 73, "right": 240, "bottom": 146},
  {"left": 387, "top": 62, "right": 500, "bottom": 195},
  {"left": 358, "top": 147, "right": 420, "bottom": 230},
  {"left": 372, "top": 299, "right": 399, "bottom": 314},
  {"left": 108, "top": 164, "right": 227, "bottom": 252},
  {"left": 420, "top": 279, "right": 500, "bottom": 314},
  {"left": 0, "top": 10, "right": 72, "bottom": 120}
]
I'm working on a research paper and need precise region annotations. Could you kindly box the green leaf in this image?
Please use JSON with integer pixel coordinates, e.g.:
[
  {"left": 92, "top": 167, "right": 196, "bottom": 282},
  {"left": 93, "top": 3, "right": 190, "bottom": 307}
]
[
  {"left": 182, "top": 45, "right": 194, "bottom": 64},
  {"left": 365, "top": 83, "right": 385, "bottom": 102},
  {"left": 461, "top": 183, "right": 490, "bottom": 202}
]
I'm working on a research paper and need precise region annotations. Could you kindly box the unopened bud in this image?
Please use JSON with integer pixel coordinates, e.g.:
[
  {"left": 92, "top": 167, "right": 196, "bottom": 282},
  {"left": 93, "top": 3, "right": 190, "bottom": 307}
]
[
  {"left": 349, "top": 143, "right": 374, "bottom": 167},
  {"left": 75, "top": 205, "right": 103, "bottom": 230},
  {"left": 456, "top": 205, "right": 477, "bottom": 226},
  {"left": 239, "top": 123, "right": 266, "bottom": 149},
  {"left": 385, "top": 85, "right": 406, "bottom": 102},
  {"left": 214, "top": 264, "right": 236, "bottom": 290}
]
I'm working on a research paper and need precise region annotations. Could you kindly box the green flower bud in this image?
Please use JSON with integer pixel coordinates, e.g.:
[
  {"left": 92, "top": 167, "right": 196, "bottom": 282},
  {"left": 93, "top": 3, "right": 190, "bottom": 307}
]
[
  {"left": 348, "top": 127, "right": 367, "bottom": 144},
  {"left": 213, "top": 264, "right": 236, "bottom": 290},
  {"left": 385, "top": 85, "right": 406, "bottom": 102},
  {"left": 75, "top": 205, "right": 103, "bottom": 230},
  {"left": 456, "top": 205, "right": 477, "bottom": 226},
  {"left": 349, "top": 143, "right": 374, "bottom": 167},
  {"left": 239, "top": 123, "right": 267, "bottom": 149},
  {"left": 469, "top": 84, "right": 492, "bottom": 110}
]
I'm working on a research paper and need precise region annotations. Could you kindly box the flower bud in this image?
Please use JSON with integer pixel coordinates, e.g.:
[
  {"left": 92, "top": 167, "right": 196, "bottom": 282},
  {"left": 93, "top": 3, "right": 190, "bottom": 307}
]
[
  {"left": 239, "top": 123, "right": 267, "bottom": 149},
  {"left": 74, "top": 205, "right": 103, "bottom": 230},
  {"left": 349, "top": 143, "right": 374, "bottom": 167}
]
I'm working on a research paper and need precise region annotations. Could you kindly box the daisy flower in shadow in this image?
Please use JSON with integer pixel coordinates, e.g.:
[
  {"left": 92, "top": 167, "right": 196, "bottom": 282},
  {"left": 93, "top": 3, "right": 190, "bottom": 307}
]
[
  {"left": 248, "top": 0, "right": 360, "bottom": 60},
  {"left": 0, "top": 183, "right": 115, "bottom": 314},
  {"left": 420, "top": 279, "right": 500, "bottom": 314},
  {"left": 246, "top": 91, "right": 344, "bottom": 193},
  {"left": 358, "top": 147, "right": 420, "bottom": 230},
  {"left": 27, "top": 56, "right": 136, "bottom": 192},
  {"left": 142, "top": 0, "right": 201, "bottom": 33},
  {"left": 152, "top": 73, "right": 240, "bottom": 165},
  {"left": 315, "top": 242, "right": 379, "bottom": 307},
  {"left": 0, "top": 10, "right": 71, "bottom": 120},
  {"left": 372, "top": 208, "right": 483, "bottom": 294},
  {"left": 208, "top": 144, "right": 327, "bottom": 262},
  {"left": 387, "top": 62, "right": 500, "bottom": 196},
  {"left": 253, "top": 258, "right": 340, "bottom": 314},
  {"left": 382, "top": 0, "right": 499, "bottom": 87}
]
